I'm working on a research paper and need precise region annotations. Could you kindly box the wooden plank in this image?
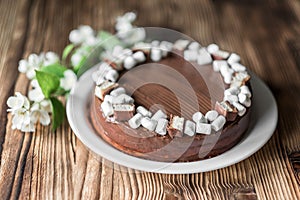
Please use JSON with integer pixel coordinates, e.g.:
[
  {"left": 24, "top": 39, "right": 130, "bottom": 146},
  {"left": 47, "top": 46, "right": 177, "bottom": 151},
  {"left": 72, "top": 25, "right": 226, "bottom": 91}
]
[{"left": 0, "top": 0, "right": 300, "bottom": 199}]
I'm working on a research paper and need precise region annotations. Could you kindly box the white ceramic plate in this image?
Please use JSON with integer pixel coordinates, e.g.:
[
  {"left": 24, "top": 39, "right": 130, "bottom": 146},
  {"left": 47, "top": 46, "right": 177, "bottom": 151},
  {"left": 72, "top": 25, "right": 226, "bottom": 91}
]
[{"left": 67, "top": 67, "right": 278, "bottom": 174}]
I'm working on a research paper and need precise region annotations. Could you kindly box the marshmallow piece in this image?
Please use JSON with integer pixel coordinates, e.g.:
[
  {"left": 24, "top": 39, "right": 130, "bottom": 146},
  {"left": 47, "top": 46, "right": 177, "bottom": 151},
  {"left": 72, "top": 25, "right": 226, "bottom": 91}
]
[
  {"left": 188, "top": 42, "right": 201, "bottom": 51},
  {"left": 240, "top": 85, "right": 251, "bottom": 97},
  {"left": 96, "top": 77, "right": 105, "bottom": 86},
  {"left": 94, "top": 81, "right": 118, "bottom": 100},
  {"left": 132, "top": 51, "right": 146, "bottom": 63},
  {"left": 112, "top": 104, "right": 135, "bottom": 121},
  {"left": 196, "top": 122, "right": 212, "bottom": 135},
  {"left": 227, "top": 53, "right": 241, "bottom": 64},
  {"left": 238, "top": 93, "right": 247, "bottom": 104},
  {"left": 168, "top": 115, "right": 185, "bottom": 138},
  {"left": 160, "top": 41, "right": 173, "bottom": 57},
  {"left": 197, "top": 48, "right": 213, "bottom": 65},
  {"left": 232, "top": 102, "right": 246, "bottom": 116},
  {"left": 101, "top": 101, "right": 114, "bottom": 117},
  {"left": 151, "top": 110, "right": 167, "bottom": 121},
  {"left": 133, "top": 42, "right": 152, "bottom": 54},
  {"left": 224, "top": 86, "right": 240, "bottom": 96},
  {"left": 110, "top": 87, "right": 126, "bottom": 97},
  {"left": 223, "top": 73, "right": 232, "bottom": 84},
  {"left": 105, "top": 69, "right": 119, "bottom": 82},
  {"left": 205, "top": 110, "right": 219, "bottom": 122},
  {"left": 207, "top": 43, "right": 219, "bottom": 54},
  {"left": 212, "top": 50, "right": 230, "bottom": 60},
  {"left": 155, "top": 118, "right": 168, "bottom": 136},
  {"left": 231, "top": 63, "right": 246, "bottom": 72},
  {"left": 150, "top": 48, "right": 162, "bottom": 62},
  {"left": 192, "top": 111, "right": 207, "bottom": 123},
  {"left": 173, "top": 39, "right": 190, "bottom": 51},
  {"left": 224, "top": 94, "right": 239, "bottom": 103},
  {"left": 122, "top": 48, "right": 133, "bottom": 56},
  {"left": 129, "top": 113, "right": 143, "bottom": 129},
  {"left": 211, "top": 115, "right": 226, "bottom": 131},
  {"left": 184, "top": 120, "right": 196, "bottom": 136},
  {"left": 103, "top": 95, "right": 114, "bottom": 103},
  {"left": 242, "top": 98, "right": 251, "bottom": 107},
  {"left": 215, "top": 101, "right": 238, "bottom": 121},
  {"left": 151, "top": 40, "right": 160, "bottom": 47},
  {"left": 212, "top": 60, "right": 228, "bottom": 72},
  {"left": 184, "top": 50, "right": 198, "bottom": 61},
  {"left": 113, "top": 94, "right": 134, "bottom": 104},
  {"left": 141, "top": 117, "right": 157, "bottom": 131},
  {"left": 136, "top": 106, "right": 152, "bottom": 117},
  {"left": 123, "top": 56, "right": 137, "bottom": 70}
]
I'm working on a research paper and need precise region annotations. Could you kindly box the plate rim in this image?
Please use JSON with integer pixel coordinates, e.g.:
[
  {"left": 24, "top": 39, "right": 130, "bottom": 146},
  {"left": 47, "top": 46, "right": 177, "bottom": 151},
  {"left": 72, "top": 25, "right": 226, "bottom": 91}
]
[{"left": 66, "top": 66, "right": 278, "bottom": 174}]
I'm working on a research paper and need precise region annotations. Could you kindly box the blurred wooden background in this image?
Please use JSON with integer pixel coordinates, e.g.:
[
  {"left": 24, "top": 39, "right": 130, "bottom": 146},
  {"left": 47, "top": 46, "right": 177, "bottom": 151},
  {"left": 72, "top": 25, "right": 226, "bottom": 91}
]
[{"left": 0, "top": 0, "right": 300, "bottom": 199}]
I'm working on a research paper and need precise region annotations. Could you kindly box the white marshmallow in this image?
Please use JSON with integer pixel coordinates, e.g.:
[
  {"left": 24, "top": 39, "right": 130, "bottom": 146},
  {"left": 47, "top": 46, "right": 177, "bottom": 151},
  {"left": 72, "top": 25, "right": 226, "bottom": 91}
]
[
  {"left": 188, "top": 42, "right": 201, "bottom": 51},
  {"left": 240, "top": 85, "right": 251, "bottom": 97},
  {"left": 242, "top": 98, "right": 251, "bottom": 107},
  {"left": 223, "top": 73, "right": 232, "bottom": 84},
  {"left": 196, "top": 122, "right": 212, "bottom": 135},
  {"left": 227, "top": 53, "right": 240, "bottom": 64},
  {"left": 238, "top": 93, "right": 247, "bottom": 104},
  {"left": 171, "top": 116, "right": 184, "bottom": 132},
  {"left": 151, "top": 40, "right": 160, "bottom": 47},
  {"left": 212, "top": 60, "right": 228, "bottom": 72},
  {"left": 173, "top": 39, "right": 190, "bottom": 51},
  {"left": 110, "top": 87, "right": 126, "bottom": 97},
  {"left": 232, "top": 102, "right": 246, "bottom": 116},
  {"left": 192, "top": 111, "right": 207, "bottom": 123},
  {"left": 212, "top": 50, "right": 230, "bottom": 59},
  {"left": 141, "top": 117, "right": 157, "bottom": 131},
  {"left": 123, "top": 56, "right": 137, "bottom": 70},
  {"left": 224, "top": 86, "right": 240, "bottom": 96},
  {"left": 128, "top": 113, "right": 143, "bottom": 129},
  {"left": 197, "top": 48, "right": 213, "bottom": 65},
  {"left": 155, "top": 118, "right": 168, "bottom": 136},
  {"left": 207, "top": 43, "right": 219, "bottom": 54},
  {"left": 103, "top": 95, "right": 114, "bottom": 103},
  {"left": 211, "top": 115, "right": 226, "bottom": 131},
  {"left": 122, "top": 48, "right": 133, "bottom": 56},
  {"left": 113, "top": 94, "right": 134, "bottom": 104},
  {"left": 96, "top": 77, "right": 105, "bottom": 86},
  {"left": 231, "top": 63, "right": 246, "bottom": 72},
  {"left": 136, "top": 106, "right": 152, "bottom": 117},
  {"left": 205, "top": 110, "right": 219, "bottom": 122},
  {"left": 160, "top": 41, "right": 173, "bottom": 57},
  {"left": 150, "top": 48, "right": 162, "bottom": 62},
  {"left": 132, "top": 51, "right": 146, "bottom": 63},
  {"left": 184, "top": 120, "right": 196, "bottom": 136},
  {"left": 101, "top": 101, "right": 114, "bottom": 117},
  {"left": 151, "top": 110, "right": 167, "bottom": 121},
  {"left": 184, "top": 50, "right": 198, "bottom": 61},
  {"left": 224, "top": 94, "right": 239, "bottom": 103},
  {"left": 105, "top": 69, "right": 119, "bottom": 82}
]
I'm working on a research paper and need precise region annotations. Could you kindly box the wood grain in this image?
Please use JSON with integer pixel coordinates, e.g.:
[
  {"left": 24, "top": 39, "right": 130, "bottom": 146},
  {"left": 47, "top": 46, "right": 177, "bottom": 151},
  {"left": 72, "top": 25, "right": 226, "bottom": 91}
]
[{"left": 0, "top": 0, "right": 300, "bottom": 199}]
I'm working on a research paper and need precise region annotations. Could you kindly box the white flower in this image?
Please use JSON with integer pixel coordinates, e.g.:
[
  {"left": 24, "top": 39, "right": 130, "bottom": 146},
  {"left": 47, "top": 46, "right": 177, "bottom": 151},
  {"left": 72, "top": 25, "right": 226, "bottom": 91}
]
[
  {"left": 21, "top": 122, "right": 35, "bottom": 132},
  {"left": 69, "top": 25, "right": 99, "bottom": 46},
  {"left": 28, "top": 79, "right": 45, "bottom": 102},
  {"left": 40, "top": 99, "right": 52, "bottom": 113},
  {"left": 11, "top": 108, "right": 31, "bottom": 130},
  {"left": 18, "top": 53, "right": 44, "bottom": 79},
  {"left": 30, "top": 102, "right": 51, "bottom": 126},
  {"left": 44, "top": 51, "right": 59, "bottom": 66},
  {"left": 60, "top": 70, "right": 77, "bottom": 91},
  {"left": 7, "top": 92, "right": 30, "bottom": 112},
  {"left": 18, "top": 52, "right": 60, "bottom": 79}
]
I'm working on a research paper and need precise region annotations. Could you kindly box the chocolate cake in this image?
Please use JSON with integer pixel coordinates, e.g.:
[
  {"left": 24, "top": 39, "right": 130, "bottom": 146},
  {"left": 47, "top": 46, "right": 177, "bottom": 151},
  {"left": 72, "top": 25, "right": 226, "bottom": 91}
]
[{"left": 90, "top": 40, "right": 252, "bottom": 162}]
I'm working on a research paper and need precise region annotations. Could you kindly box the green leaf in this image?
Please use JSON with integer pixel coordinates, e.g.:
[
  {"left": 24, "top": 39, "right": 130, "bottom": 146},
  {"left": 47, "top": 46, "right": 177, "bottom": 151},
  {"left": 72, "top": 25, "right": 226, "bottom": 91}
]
[
  {"left": 36, "top": 70, "right": 60, "bottom": 98},
  {"left": 40, "top": 64, "right": 67, "bottom": 78},
  {"left": 62, "top": 44, "right": 75, "bottom": 61},
  {"left": 98, "top": 31, "right": 123, "bottom": 50},
  {"left": 50, "top": 97, "right": 65, "bottom": 131}
]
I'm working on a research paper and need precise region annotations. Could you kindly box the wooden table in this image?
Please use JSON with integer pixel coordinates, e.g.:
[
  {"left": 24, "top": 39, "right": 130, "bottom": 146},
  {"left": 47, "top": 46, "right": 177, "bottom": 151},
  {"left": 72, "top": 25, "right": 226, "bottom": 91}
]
[{"left": 1, "top": 0, "right": 300, "bottom": 199}]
